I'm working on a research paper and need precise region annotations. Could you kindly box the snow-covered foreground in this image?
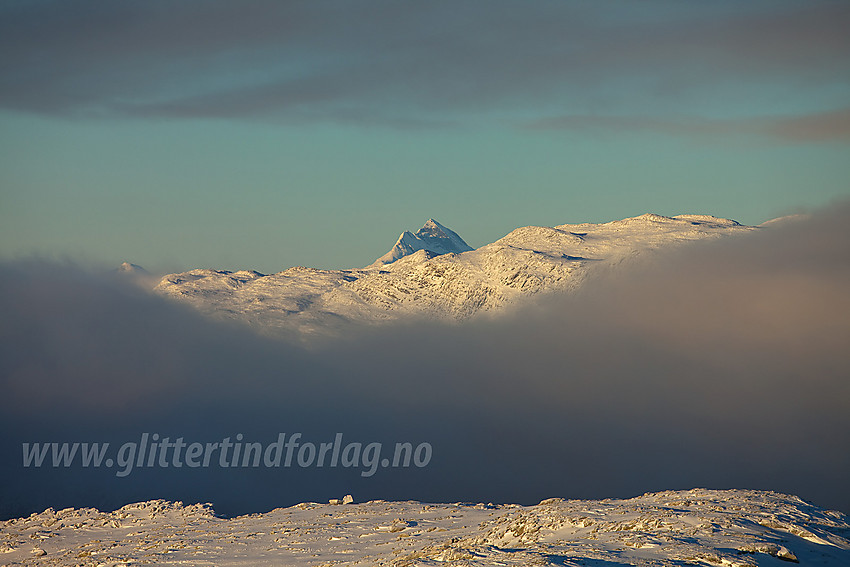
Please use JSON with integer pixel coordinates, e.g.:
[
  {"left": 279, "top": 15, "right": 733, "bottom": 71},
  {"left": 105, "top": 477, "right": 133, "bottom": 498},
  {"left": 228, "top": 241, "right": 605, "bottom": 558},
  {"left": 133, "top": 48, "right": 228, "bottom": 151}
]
[{"left": 3, "top": 489, "right": 849, "bottom": 566}]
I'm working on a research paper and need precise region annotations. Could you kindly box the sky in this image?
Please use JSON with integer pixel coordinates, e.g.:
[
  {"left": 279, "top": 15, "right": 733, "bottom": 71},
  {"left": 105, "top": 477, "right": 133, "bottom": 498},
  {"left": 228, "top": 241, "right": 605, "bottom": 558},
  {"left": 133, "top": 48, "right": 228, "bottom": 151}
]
[{"left": 1, "top": 0, "right": 849, "bottom": 273}]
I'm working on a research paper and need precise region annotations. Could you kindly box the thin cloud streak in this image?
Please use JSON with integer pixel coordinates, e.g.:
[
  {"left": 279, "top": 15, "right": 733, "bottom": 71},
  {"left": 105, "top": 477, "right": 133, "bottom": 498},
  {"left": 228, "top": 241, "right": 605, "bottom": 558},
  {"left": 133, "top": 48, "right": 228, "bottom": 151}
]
[
  {"left": 524, "top": 106, "right": 850, "bottom": 143},
  {"left": 767, "top": 107, "right": 850, "bottom": 142}
]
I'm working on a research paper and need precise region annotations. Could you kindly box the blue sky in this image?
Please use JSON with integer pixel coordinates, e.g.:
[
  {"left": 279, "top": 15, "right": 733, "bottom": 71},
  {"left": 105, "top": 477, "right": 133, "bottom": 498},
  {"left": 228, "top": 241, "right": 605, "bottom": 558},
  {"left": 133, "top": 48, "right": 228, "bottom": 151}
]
[{"left": 1, "top": 0, "right": 848, "bottom": 273}]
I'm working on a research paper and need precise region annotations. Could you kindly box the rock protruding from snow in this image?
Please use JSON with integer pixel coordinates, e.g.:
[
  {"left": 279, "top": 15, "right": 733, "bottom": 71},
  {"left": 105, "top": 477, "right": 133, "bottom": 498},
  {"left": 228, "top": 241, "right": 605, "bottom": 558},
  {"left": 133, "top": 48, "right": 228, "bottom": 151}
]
[
  {"left": 1, "top": 490, "right": 847, "bottom": 566},
  {"left": 372, "top": 219, "right": 474, "bottom": 266}
]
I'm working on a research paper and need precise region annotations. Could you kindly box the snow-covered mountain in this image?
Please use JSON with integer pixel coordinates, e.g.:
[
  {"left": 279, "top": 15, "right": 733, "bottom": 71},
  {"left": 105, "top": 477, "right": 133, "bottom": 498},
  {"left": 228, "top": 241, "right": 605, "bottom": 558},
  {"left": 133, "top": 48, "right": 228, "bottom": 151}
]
[
  {"left": 3, "top": 489, "right": 848, "bottom": 566},
  {"left": 154, "top": 214, "right": 753, "bottom": 337},
  {"left": 371, "top": 218, "right": 474, "bottom": 266}
]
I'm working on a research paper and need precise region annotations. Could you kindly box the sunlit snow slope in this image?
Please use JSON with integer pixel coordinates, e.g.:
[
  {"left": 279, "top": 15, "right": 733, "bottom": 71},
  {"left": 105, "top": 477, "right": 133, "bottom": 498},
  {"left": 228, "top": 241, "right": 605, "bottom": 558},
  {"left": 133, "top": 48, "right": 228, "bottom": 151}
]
[{"left": 3, "top": 489, "right": 848, "bottom": 566}]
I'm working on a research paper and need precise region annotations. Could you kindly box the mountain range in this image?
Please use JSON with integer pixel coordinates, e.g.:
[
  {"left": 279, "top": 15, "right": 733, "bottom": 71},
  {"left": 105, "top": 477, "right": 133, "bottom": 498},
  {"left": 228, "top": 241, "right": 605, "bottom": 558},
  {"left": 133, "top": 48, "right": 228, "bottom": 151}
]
[{"left": 152, "top": 213, "right": 754, "bottom": 337}]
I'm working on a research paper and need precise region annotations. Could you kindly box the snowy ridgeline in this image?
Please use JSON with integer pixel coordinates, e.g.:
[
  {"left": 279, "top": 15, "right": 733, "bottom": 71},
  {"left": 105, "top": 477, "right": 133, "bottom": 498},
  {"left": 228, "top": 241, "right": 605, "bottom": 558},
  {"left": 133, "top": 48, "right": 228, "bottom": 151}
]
[
  {"left": 2, "top": 489, "right": 849, "bottom": 566},
  {"left": 153, "top": 213, "right": 753, "bottom": 337}
]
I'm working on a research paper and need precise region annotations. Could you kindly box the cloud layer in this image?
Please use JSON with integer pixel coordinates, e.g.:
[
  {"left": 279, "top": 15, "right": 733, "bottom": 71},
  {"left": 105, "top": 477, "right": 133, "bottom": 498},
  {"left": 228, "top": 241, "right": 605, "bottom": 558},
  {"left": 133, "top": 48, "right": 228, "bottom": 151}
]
[
  {"left": 2, "top": 203, "right": 849, "bottom": 518},
  {"left": 1, "top": 1, "right": 848, "bottom": 137}
]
